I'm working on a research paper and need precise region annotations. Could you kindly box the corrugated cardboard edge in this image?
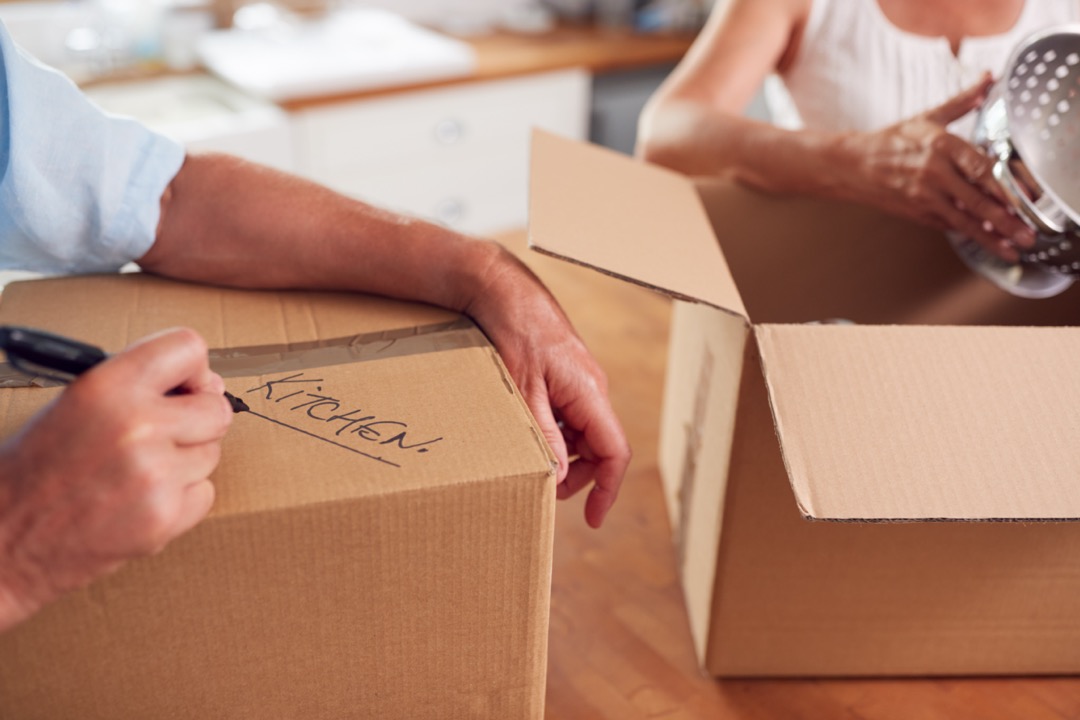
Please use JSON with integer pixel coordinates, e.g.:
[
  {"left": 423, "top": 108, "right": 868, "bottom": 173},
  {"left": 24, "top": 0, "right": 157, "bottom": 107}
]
[
  {"left": 469, "top": 311, "right": 562, "bottom": 717},
  {"left": 753, "top": 326, "right": 817, "bottom": 520},
  {"left": 656, "top": 301, "right": 750, "bottom": 668},
  {"left": 756, "top": 323, "right": 1080, "bottom": 520},
  {"left": 527, "top": 130, "right": 749, "bottom": 322},
  {"left": 528, "top": 247, "right": 749, "bottom": 325},
  {"left": 480, "top": 345, "right": 560, "bottom": 478},
  {"left": 703, "top": 332, "right": 769, "bottom": 672}
]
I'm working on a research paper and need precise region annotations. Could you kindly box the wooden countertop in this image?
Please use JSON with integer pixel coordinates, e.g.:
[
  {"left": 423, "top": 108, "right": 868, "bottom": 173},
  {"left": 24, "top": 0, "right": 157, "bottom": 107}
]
[
  {"left": 80, "top": 23, "right": 695, "bottom": 110},
  {"left": 278, "top": 24, "right": 696, "bottom": 111}
]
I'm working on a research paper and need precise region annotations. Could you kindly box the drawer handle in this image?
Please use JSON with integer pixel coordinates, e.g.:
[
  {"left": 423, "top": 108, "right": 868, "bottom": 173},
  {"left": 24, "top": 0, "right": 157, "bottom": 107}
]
[
  {"left": 433, "top": 118, "right": 465, "bottom": 145},
  {"left": 434, "top": 198, "right": 465, "bottom": 225}
]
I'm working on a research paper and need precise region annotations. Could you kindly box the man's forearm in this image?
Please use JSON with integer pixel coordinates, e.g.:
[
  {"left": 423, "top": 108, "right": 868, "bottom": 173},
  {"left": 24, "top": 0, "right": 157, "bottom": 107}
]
[
  {"left": 138, "top": 151, "right": 630, "bottom": 529},
  {"left": 140, "top": 153, "right": 505, "bottom": 313}
]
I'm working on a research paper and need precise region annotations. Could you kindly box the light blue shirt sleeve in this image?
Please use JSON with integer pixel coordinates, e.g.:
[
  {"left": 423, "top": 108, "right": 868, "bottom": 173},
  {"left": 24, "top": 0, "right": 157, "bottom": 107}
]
[{"left": 0, "top": 22, "right": 185, "bottom": 274}]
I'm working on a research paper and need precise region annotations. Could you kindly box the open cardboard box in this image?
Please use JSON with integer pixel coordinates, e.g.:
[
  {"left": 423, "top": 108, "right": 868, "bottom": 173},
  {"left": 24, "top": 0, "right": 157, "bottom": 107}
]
[
  {"left": 0, "top": 275, "right": 556, "bottom": 718},
  {"left": 530, "top": 131, "right": 1080, "bottom": 677}
]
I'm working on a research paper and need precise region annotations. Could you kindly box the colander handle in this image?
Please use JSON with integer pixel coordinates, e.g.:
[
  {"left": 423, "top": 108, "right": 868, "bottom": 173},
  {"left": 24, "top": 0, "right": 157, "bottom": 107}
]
[{"left": 992, "top": 157, "right": 1067, "bottom": 235}]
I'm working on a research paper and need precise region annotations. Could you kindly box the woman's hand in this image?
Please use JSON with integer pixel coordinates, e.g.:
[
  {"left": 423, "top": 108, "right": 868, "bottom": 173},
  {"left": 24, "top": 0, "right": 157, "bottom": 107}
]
[{"left": 837, "top": 75, "right": 1035, "bottom": 261}]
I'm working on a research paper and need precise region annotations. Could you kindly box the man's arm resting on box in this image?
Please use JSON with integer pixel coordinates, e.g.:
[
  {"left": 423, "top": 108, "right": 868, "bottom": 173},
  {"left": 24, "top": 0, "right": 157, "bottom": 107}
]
[
  {"left": 0, "top": 330, "right": 232, "bottom": 632},
  {"left": 138, "top": 153, "right": 631, "bottom": 528}
]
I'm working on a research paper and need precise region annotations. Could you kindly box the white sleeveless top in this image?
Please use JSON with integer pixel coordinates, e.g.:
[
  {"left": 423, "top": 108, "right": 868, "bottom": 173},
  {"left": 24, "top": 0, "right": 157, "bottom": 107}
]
[{"left": 768, "top": 0, "right": 1080, "bottom": 133}]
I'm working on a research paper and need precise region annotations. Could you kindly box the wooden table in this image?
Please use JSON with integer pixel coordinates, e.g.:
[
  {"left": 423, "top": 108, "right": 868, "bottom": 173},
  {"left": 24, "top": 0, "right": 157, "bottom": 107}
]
[{"left": 495, "top": 230, "right": 1080, "bottom": 720}]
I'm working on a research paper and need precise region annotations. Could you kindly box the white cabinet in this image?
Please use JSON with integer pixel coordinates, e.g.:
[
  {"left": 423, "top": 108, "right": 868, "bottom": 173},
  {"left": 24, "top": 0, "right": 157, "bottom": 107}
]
[
  {"left": 86, "top": 76, "right": 295, "bottom": 173},
  {"left": 293, "top": 69, "right": 590, "bottom": 235}
]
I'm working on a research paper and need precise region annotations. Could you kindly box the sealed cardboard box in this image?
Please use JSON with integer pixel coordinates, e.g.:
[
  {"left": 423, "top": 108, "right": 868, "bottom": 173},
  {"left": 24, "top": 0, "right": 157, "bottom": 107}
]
[
  {"left": 530, "top": 130, "right": 1080, "bottom": 677},
  {"left": 0, "top": 275, "right": 557, "bottom": 718}
]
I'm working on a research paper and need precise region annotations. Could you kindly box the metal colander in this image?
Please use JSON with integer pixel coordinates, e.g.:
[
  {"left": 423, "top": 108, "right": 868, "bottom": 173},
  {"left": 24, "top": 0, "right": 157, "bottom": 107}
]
[{"left": 953, "top": 25, "right": 1080, "bottom": 298}]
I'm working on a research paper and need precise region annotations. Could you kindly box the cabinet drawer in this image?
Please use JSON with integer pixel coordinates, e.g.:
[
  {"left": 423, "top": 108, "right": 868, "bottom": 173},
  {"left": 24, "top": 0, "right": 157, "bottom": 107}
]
[
  {"left": 312, "top": 149, "right": 528, "bottom": 236},
  {"left": 294, "top": 68, "right": 589, "bottom": 172}
]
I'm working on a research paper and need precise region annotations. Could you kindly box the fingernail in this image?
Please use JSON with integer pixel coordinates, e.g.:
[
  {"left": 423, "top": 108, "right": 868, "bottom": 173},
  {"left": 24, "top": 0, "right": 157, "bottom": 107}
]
[
  {"left": 998, "top": 240, "right": 1020, "bottom": 262},
  {"left": 1014, "top": 229, "right": 1037, "bottom": 248}
]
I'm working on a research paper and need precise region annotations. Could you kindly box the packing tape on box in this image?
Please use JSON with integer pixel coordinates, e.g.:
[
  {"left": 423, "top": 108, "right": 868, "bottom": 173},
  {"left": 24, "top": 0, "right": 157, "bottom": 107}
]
[
  {"left": 0, "top": 318, "right": 485, "bottom": 388},
  {"left": 207, "top": 317, "right": 484, "bottom": 378}
]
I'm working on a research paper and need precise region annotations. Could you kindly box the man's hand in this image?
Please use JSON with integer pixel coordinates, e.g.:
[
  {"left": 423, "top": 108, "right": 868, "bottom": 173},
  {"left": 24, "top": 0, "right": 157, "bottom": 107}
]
[
  {"left": 144, "top": 153, "right": 630, "bottom": 526},
  {"left": 464, "top": 245, "right": 631, "bottom": 529},
  {"left": 0, "top": 328, "right": 231, "bottom": 632},
  {"left": 837, "top": 75, "right": 1036, "bottom": 261}
]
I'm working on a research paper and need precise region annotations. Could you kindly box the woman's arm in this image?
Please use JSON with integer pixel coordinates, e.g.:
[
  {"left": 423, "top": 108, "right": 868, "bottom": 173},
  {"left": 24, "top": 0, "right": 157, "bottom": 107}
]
[
  {"left": 638, "top": 0, "right": 1034, "bottom": 260},
  {"left": 639, "top": 0, "right": 818, "bottom": 187}
]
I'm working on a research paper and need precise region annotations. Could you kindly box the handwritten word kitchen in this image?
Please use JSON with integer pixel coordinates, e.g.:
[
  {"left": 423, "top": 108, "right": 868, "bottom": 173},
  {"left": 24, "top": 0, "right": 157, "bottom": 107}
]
[{"left": 246, "top": 373, "right": 443, "bottom": 459}]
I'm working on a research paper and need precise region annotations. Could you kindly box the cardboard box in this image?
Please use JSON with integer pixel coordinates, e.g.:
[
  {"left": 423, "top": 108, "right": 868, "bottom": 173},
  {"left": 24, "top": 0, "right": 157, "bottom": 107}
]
[
  {"left": 0, "top": 275, "right": 557, "bottom": 718},
  {"left": 530, "top": 131, "right": 1080, "bottom": 677}
]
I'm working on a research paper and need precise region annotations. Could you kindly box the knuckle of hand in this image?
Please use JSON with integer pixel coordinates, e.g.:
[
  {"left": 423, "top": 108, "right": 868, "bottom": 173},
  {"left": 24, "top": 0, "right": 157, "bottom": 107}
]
[
  {"left": 138, "top": 531, "right": 171, "bottom": 557},
  {"left": 925, "top": 215, "right": 950, "bottom": 232},
  {"left": 967, "top": 221, "right": 993, "bottom": 240},
  {"left": 968, "top": 195, "right": 990, "bottom": 214},
  {"left": 203, "top": 442, "right": 223, "bottom": 471},
  {"left": 173, "top": 326, "right": 207, "bottom": 353},
  {"left": 118, "top": 416, "right": 159, "bottom": 449},
  {"left": 216, "top": 399, "right": 234, "bottom": 434},
  {"left": 197, "top": 400, "right": 230, "bottom": 441},
  {"left": 972, "top": 158, "right": 993, "bottom": 179},
  {"left": 927, "top": 163, "right": 951, "bottom": 185},
  {"left": 123, "top": 451, "right": 165, "bottom": 494},
  {"left": 165, "top": 328, "right": 209, "bottom": 370},
  {"left": 136, "top": 502, "right": 176, "bottom": 555},
  {"left": 591, "top": 366, "right": 610, "bottom": 393},
  {"left": 989, "top": 209, "right": 1013, "bottom": 230},
  {"left": 907, "top": 180, "right": 931, "bottom": 202}
]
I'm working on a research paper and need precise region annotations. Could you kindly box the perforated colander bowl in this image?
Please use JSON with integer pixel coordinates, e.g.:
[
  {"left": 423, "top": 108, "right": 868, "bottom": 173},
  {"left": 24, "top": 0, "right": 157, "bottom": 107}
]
[{"left": 953, "top": 25, "right": 1080, "bottom": 297}]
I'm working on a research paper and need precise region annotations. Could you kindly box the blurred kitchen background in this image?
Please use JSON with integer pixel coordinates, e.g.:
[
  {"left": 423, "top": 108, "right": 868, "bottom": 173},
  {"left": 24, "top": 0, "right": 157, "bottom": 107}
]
[{"left": 0, "top": 0, "right": 726, "bottom": 237}]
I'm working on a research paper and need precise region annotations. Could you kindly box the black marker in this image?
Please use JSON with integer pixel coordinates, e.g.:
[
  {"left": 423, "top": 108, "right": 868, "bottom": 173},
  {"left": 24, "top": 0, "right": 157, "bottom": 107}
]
[{"left": 0, "top": 325, "right": 248, "bottom": 413}]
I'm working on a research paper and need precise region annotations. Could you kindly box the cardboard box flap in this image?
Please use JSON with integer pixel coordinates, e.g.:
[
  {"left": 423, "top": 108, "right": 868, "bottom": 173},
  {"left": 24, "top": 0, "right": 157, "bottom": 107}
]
[
  {"left": 0, "top": 276, "right": 557, "bottom": 520},
  {"left": 756, "top": 324, "right": 1080, "bottom": 521},
  {"left": 528, "top": 130, "right": 747, "bottom": 319}
]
